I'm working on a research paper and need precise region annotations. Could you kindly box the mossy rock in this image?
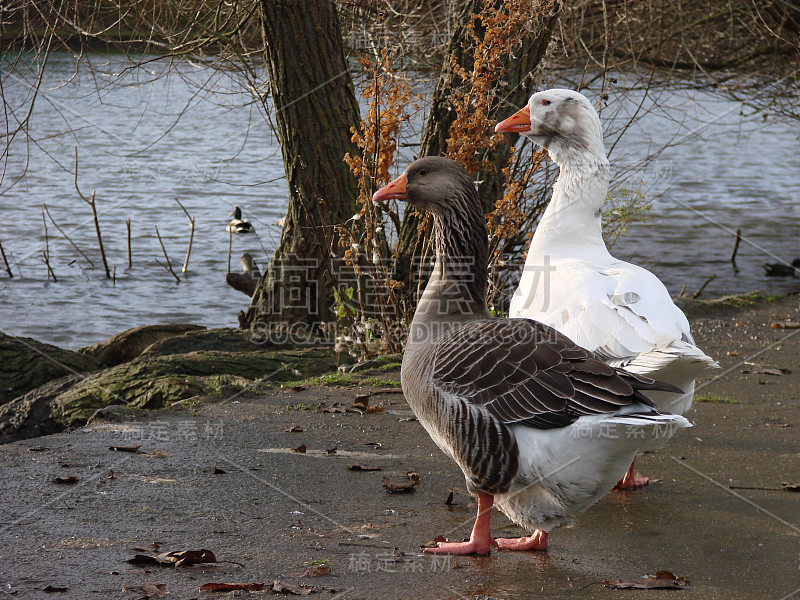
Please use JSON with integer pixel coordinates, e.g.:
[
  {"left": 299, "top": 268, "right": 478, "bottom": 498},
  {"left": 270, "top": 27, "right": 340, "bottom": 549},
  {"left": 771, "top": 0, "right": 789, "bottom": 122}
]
[
  {"left": 0, "top": 374, "right": 83, "bottom": 443},
  {"left": 51, "top": 346, "right": 343, "bottom": 427},
  {"left": 0, "top": 326, "right": 351, "bottom": 443},
  {"left": 78, "top": 323, "right": 205, "bottom": 367},
  {"left": 0, "top": 331, "right": 101, "bottom": 406}
]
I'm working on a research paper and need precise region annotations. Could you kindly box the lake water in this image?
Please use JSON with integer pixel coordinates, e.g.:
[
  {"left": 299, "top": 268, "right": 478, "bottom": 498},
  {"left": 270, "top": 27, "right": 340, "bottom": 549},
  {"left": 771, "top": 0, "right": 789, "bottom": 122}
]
[{"left": 1, "top": 53, "right": 798, "bottom": 349}]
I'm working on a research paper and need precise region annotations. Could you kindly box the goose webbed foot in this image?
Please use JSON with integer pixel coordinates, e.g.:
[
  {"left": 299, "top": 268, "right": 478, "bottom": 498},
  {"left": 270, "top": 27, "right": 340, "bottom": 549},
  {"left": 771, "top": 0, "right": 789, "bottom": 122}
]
[
  {"left": 423, "top": 492, "right": 498, "bottom": 556},
  {"left": 614, "top": 459, "right": 650, "bottom": 490},
  {"left": 495, "top": 530, "right": 549, "bottom": 551}
]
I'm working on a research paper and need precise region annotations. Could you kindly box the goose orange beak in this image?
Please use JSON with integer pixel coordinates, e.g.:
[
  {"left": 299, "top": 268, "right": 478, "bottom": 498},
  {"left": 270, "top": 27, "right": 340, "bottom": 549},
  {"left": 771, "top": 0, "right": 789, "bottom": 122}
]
[
  {"left": 372, "top": 173, "right": 408, "bottom": 202},
  {"left": 495, "top": 105, "right": 531, "bottom": 133}
]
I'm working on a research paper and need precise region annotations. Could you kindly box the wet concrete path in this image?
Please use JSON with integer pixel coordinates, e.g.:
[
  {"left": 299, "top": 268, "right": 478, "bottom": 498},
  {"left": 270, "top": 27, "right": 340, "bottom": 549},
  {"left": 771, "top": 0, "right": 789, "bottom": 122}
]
[{"left": 2, "top": 295, "right": 799, "bottom": 599}]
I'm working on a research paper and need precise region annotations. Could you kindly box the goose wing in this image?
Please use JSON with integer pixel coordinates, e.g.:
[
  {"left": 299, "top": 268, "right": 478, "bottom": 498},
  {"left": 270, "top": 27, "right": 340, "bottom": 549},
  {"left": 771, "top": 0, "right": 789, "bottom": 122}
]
[{"left": 431, "top": 319, "right": 672, "bottom": 430}]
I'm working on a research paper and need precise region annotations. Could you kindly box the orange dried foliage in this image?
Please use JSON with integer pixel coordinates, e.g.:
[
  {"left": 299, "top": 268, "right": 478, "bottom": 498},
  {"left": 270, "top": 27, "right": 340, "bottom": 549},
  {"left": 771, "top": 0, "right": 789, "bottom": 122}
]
[{"left": 445, "top": 0, "right": 543, "bottom": 176}]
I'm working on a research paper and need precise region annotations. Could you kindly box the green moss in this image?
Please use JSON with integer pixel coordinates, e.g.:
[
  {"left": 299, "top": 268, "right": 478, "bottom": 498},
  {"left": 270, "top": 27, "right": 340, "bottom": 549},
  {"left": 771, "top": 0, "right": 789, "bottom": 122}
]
[
  {"left": 377, "top": 361, "right": 402, "bottom": 371},
  {"left": 717, "top": 292, "right": 762, "bottom": 307},
  {"left": 696, "top": 394, "right": 739, "bottom": 404},
  {"left": 286, "top": 372, "right": 401, "bottom": 389}
]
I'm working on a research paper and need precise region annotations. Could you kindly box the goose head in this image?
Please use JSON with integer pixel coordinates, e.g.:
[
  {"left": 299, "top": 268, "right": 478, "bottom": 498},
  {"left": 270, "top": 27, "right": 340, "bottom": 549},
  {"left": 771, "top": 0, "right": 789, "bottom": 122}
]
[
  {"left": 495, "top": 89, "right": 606, "bottom": 166},
  {"left": 372, "top": 156, "right": 479, "bottom": 217}
]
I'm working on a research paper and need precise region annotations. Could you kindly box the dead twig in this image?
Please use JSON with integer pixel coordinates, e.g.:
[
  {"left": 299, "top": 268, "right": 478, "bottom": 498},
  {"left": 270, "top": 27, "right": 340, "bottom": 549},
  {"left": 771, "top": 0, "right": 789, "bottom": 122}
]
[
  {"left": 227, "top": 227, "right": 233, "bottom": 275},
  {"left": 43, "top": 204, "right": 96, "bottom": 268},
  {"left": 154, "top": 226, "right": 181, "bottom": 283},
  {"left": 174, "top": 198, "right": 195, "bottom": 274},
  {"left": 41, "top": 251, "right": 57, "bottom": 282},
  {"left": 692, "top": 275, "right": 716, "bottom": 299},
  {"left": 40, "top": 207, "right": 56, "bottom": 281},
  {"left": 0, "top": 240, "right": 12, "bottom": 278},
  {"left": 126, "top": 218, "right": 132, "bottom": 269},
  {"left": 730, "top": 227, "right": 742, "bottom": 263},
  {"left": 74, "top": 148, "right": 110, "bottom": 279}
]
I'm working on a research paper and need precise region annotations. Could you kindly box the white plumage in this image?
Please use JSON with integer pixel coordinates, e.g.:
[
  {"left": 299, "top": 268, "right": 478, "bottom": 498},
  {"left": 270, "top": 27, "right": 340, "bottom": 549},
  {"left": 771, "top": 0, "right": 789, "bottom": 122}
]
[{"left": 498, "top": 89, "right": 718, "bottom": 420}]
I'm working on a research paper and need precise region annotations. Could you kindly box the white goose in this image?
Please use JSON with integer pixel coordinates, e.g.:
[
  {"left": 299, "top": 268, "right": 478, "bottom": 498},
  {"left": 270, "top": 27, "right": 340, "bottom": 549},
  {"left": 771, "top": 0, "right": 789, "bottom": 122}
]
[
  {"left": 495, "top": 89, "right": 718, "bottom": 488},
  {"left": 373, "top": 157, "right": 689, "bottom": 555}
]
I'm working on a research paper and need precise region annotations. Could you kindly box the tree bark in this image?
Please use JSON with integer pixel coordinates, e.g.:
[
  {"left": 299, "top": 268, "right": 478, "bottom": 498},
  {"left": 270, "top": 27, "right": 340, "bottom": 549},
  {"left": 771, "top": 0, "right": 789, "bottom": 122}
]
[
  {"left": 394, "top": 0, "right": 560, "bottom": 286},
  {"left": 241, "top": 0, "right": 361, "bottom": 331}
]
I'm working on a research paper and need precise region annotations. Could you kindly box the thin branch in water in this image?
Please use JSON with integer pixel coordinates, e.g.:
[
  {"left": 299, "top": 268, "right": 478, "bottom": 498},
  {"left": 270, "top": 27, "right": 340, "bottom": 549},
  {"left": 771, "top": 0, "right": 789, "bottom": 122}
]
[
  {"left": 175, "top": 198, "right": 195, "bottom": 274},
  {"left": 74, "top": 148, "right": 111, "bottom": 278},
  {"left": 692, "top": 275, "right": 716, "bottom": 299},
  {"left": 730, "top": 227, "right": 742, "bottom": 263},
  {"left": 41, "top": 206, "right": 54, "bottom": 281},
  {"left": 227, "top": 228, "right": 233, "bottom": 275},
  {"left": 41, "top": 250, "right": 57, "bottom": 282},
  {"left": 126, "top": 218, "right": 132, "bottom": 269},
  {"left": 43, "top": 204, "right": 96, "bottom": 268},
  {"left": 154, "top": 226, "right": 180, "bottom": 283},
  {"left": 0, "top": 240, "right": 13, "bottom": 278}
]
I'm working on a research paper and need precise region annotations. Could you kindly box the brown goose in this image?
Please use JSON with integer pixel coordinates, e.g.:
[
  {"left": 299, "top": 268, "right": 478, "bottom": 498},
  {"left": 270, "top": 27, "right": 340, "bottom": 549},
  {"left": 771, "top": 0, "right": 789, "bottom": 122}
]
[{"left": 373, "top": 157, "right": 690, "bottom": 555}]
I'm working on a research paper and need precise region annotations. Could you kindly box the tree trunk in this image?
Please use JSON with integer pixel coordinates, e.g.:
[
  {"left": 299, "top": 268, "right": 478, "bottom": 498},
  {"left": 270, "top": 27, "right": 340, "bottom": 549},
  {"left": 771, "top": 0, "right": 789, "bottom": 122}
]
[
  {"left": 241, "top": 0, "right": 361, "bottom": 332},
  {"left": 394, "top": 0, "right": 561, "bottom": 286}
]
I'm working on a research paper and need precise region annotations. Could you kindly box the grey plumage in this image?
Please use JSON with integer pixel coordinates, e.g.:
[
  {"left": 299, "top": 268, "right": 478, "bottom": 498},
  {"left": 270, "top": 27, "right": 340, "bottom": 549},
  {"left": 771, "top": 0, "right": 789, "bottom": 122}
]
[{"left": 399, "top": 156, "right": 682, "bottom": 508}]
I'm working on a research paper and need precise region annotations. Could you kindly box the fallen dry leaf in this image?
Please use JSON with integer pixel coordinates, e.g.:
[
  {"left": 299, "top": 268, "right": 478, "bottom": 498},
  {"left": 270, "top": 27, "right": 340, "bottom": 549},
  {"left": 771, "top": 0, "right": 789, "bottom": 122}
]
[
  {"left": 741, "top": 363, "right": 792, "bottom": 376},
  {"left": 346, "top": 462, "right": 381, "bottom": 472},
  {"left": 398, "top": 416, "right": 417, "bottom": 422},
  {"left": 772, "top": 321, "right": 800, "bottom": 329},
  {"left": 782, "top": 482, "right": 800, "bottom": 492},
  {"left": 28, "top": 446, "right": 48, "bottom": 452},
  {"left": 285, "top": 425, "right": 304, "bottom": 433},
  {"left": 291, "top": 386, "right": 306, "bottom": 392},
  {"left": 762, "top": 419, "right": 790, "bottom": 427},
  {"left": 382, "top": 472, "right": 419, "bottom": 494},
  {"left": 108, "top": 470, "right": 115, "bottom": 479},
  {"left": 42, "top": 585, "right": 68, "bottom": 593},
  {"left": 603, "top": 570, "right": 690, "bottom": 590},
  {"left": 352, "top": 394, "right": 370, "bottom": 410},
  {"left": 301, "top": 565, "right": 330, "bottom": 577},
  {"left": 270, "top": 579, "right": 335, "bottom": 595},
  {"left": 122, "top": 583, "right": 167, "bottom": 599},
  {"left": 199, "top": 582, "right": 266, "bottom": 592},
  {"left": 726, "top": 351, "right": 739, "bottom": 357},
  {"left": 422, "top": 535, "right": 448, "bottom": 549},
  {"left": 149, "top": 449, "right": 168, "bottom": 458},
  {"left": 53, "top": 476, "right": 78, "bottom": 485},
  {"left": 128, "top": 548, "right": 217, "bottom": 567},
  {"left": 109, "top": 444, "right": 142, "bottom": 453},
  {"left": 292, "top": 444, "right": 307, "bottom": 454},
  {"left": 364, "top": 405, "right": 385, "bottom": 414}
]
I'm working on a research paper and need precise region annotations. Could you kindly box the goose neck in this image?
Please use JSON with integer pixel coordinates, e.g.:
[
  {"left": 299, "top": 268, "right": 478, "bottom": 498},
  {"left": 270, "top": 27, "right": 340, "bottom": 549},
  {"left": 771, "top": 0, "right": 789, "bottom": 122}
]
[
  {"left": 529, "top": 160, "right": 611, "bottom": 257},
  {"left": 408, "top": 208, "right": 490, "bottom": 346}
]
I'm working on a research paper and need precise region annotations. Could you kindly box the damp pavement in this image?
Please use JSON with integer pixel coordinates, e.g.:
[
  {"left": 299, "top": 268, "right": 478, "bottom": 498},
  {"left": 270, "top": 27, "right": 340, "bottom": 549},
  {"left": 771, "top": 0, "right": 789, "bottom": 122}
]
[{"left": 1, "top": 295, "right": 799, "bottom": 600}]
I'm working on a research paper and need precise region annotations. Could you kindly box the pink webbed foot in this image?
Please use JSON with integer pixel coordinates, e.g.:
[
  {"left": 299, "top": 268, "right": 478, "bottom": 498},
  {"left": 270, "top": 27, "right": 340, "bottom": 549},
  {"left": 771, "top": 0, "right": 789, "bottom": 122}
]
[
  {"left": 495, "top": 529, "right": 549, "bottom": 551},
  {"left": 423, "top": 537, "right": 498, "bottom": 556},
  {"left": 614, "top": 459, "right": 649, "bottom": 490},
  {"left": 423, "top": 492, "right": 498, "bottom": 556}
]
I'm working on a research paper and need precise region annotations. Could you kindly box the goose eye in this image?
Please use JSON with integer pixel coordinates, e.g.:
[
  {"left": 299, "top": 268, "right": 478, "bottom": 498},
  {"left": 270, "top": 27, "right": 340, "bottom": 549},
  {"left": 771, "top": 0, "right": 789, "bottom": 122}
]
[
  {"left": 541, "top": 99, "right": 551, "bottom": 106},
  {"left": 418, "top": 168, "right": 429, "bottom": 176}
]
